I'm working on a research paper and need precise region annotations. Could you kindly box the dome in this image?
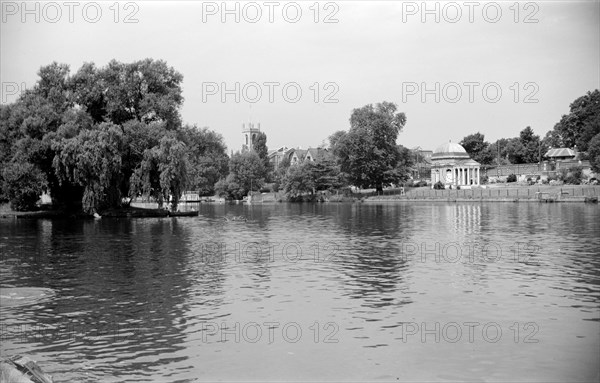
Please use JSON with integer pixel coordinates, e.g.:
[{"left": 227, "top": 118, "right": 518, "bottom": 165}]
[{"left": 432, "top": 141, "right": 470, "bottom": 160}]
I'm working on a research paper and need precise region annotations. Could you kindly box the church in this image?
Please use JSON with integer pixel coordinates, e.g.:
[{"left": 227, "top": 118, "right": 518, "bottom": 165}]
[{"left": 430, "top": 141, "right": 481, "bottom": 188}]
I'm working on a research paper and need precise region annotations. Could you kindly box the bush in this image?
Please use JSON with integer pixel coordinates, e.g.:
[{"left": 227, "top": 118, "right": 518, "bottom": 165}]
[
  {"left": 433, "top": 181, "right": 445, "bottom": 190},
  {"left": 415, "top": 180, "right": 428, "bottom": 187},
  {"left": 563, "top": 166, "right": 583, "bottom": 185},
  {"left": 1, "top": 162, "right": 47, "bottom": 211},
  {"left": 507, "top": 174, "right": 517, "bottom": 183},
  {"left": 481, "top": 175, "right": 489, "bottom": 184}
]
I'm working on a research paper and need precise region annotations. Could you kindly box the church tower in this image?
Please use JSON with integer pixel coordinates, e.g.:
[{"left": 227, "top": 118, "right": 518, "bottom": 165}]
[{"left": 242, "top": 121, "right": 261, "bottom": 151}]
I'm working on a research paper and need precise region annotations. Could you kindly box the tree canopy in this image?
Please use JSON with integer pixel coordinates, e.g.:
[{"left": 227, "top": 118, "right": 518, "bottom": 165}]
[
  {"left": 0, "top": 59, "right": 228, "bottom": 212},
  {"left": 333, "top": 102, "right": 410, "bottom": 194},
  {"left": 545, "top": 89, "right": 600, "bottom": 153}
]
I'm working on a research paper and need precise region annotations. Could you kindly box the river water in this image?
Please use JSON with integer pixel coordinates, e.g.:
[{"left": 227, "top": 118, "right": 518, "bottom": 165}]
[{"left": 1, "top": 202, "right": 599, "bottom": 382}]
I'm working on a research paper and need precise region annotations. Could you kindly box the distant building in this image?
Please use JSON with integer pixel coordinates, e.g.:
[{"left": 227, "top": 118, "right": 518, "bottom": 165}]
[
  {"left": 430, "top": 141, "right": 481, "bottom": 187},
  {"left": 268, "top": 146, "right": 292, "bottom": 169},
  {"left": 287, "top": 147, "right": 332, "bottom": 165},
  {"left": 241, "top": 122, "right": 261, "bottom": 152}
]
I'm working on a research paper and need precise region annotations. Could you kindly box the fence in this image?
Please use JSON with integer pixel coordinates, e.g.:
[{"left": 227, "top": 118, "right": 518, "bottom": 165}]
[{"left": 399, "top": 185, "right": 600, "bottom": 199}]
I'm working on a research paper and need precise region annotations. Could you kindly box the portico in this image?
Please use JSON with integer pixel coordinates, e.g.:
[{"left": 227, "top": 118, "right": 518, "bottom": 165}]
[{"left": 430, "top": 141, "right": 481, "bottom": 187}]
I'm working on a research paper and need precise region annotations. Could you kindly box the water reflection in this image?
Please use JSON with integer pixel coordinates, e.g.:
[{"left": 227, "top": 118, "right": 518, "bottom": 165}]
[{"left": 1, "top": 202, "right": 598, "bottom": 382}]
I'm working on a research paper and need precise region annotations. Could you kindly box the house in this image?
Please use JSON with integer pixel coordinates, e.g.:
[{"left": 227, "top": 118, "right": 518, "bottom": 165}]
[{"left": 287, "top": 147, "right": 333, "bottom": 165}]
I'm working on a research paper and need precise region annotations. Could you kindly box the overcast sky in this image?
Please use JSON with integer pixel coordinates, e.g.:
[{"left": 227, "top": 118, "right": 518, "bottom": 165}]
[{"left": 2, "top": 1, "right": 599, "bottom": 152}]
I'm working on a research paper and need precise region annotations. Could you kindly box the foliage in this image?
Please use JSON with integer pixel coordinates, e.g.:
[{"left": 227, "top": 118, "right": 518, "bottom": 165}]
[
  {"left": 545, "top": 89, "right": 600, "bottom": 152},
  {"left": 129, "top": 135, "right": 189, "bottom": 210},
  {"left": 52, "top": 123, "right": 124, "bottom": 213},
  {"left": 460, "top": 132, "right": 493, "bottom": 164},
  {"left": 559, "top": 166, "right": 584, "bottom": 185},
  {"left": 0, "top": 59, "right": 227, "bottom": 213},
  {"left": 481, "top": 127, "right": 546, "bottom": 165},
  {"left": 433, "top": 181, "right": 445, "bottom": 190},
  {"left": 333, "top": 102, "right": 410, "bottom": 194},
  {"left": 281, "top": 158, "right": 344, "bottom": 197},
  {"left": 1, "top": 162, "right": 47, "bottom": 211},
  {"left": 215, "top": 151, "right": 267, "bottom": 200},
  {"left": 180, "top": 125, "right": 229, "bottom": 196},
  {"left": 507, "top": 174, "right": 517, "bottom": 183},
  {"left": 252, "top": 131, "right": 269, "bottom": 166},
  {"left": 588, "top": 132, "right": 600, "bottom": 174}
]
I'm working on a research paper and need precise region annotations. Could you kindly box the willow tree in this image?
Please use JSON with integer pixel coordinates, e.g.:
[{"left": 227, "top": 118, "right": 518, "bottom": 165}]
[
  {"left": 52, "top": 123, "right": 124, "bottom": 214},
  {"left": 129, "top": 135, "right": 189, "bottom": 211}
]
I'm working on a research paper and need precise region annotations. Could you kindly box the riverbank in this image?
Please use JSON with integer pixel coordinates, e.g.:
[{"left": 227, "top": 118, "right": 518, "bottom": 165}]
[
  {"left": 365, "top": 184, "right": 600, "bottom": 203},
  {"left": 0, "top": 205, "right": 172, "bottom": 219}
]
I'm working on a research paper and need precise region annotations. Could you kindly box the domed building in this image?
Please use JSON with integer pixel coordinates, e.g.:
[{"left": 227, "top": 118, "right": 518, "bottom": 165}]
[{"left": 430, "top": 141, "right": 481, "bottom": 187}]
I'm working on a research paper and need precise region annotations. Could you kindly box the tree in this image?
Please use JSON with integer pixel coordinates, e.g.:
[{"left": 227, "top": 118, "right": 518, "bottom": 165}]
[
  {"left": 328, "top": 130, "right": 347, "bottom": 155},
  {"left": 251, "top": 131, "right": 271, "bottom": 177},
  {"left": 333, "top": 102, "right": 408, "bottom": 194},
  {"left": 215, "top": 151, "right": 267, "bottom": 200},
  {"left": 181, "top": 125, "right": 229, "bottom": 196},
  {"left": 0, "top": 59, "right": 237, "bottom": 213},
  {"left": 459, "top": 132, "right": 494, "bottom": 164},
  {"left": 588, "top": 133, "right": 600, "bottom": 174},
  {"left": 486, "top": 138, "right": 512, "bottom": 165},
  {"left": 546, "top": 89, "right": 600, "bottom": 152},
  {"left": 1, "top": 162, "right": 47, "bottom": 211},
  {"left": 52, "top": 123, "right": 124, "bottom": 213},
  {"left": 129, "top": 135, "right": 189, "bottom": 210},
  {"left": 281, "top": 157, "right": 344, "bottom": 198},
  {"left": 518, "top": 126, "right": 544, "bottom": 164}
]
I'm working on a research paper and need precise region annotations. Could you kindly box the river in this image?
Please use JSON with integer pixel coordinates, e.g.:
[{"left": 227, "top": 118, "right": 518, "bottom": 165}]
[{"left": 1, "top": 202, "right": 599, "bottom": 382}]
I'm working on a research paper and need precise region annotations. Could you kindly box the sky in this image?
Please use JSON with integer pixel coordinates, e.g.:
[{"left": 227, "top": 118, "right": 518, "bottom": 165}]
[{"left": 1, "top": 1, "right": 599, "bottom": 153}]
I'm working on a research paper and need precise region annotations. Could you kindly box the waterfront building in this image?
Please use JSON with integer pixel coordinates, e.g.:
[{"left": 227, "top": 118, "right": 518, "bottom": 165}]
[{"left": 430, "top": 141, "right": 481, "bottom": 187}]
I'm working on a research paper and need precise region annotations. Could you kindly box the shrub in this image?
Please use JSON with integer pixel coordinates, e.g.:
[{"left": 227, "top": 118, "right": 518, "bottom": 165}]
[
  {"left": 481, "top": 175, "right": 489, "bottom": 184},
  {"left": 416, "top": 180, "right": 428, "bottom": 187},
  {"left": 507, "top": 174, "right": 517, "bottom": 183},
  {"left": 433, "top": 181, "right": 445, "bottom": 190},
  {"left": 563, "top": 166, "right": 583, "bottom": 185}
]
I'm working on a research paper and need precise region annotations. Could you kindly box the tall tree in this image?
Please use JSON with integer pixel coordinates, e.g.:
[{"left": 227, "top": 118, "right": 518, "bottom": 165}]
[
  {"left": 251, "top": 131, "right": 271, "bottom": 176},
  {"left": 0, "top": 59, "right": 209, "bottom": 213},
  {"left": 518, "top": 126, "right": 545, "bottom": 163},
  {"left": 460, "top": 132, "right": 494, "bottom": 164},
  {"left": 546, "top": 89, "right": 600, "bottom": 152},
  {"left": 334, "top": 102, "right": 408, "bottom": 194}
]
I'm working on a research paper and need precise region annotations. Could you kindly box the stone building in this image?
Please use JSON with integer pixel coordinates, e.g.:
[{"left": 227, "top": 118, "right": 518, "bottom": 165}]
[{"left": 430, "top": 141, "right": 481, "bottom": 187}]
